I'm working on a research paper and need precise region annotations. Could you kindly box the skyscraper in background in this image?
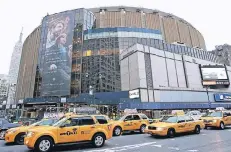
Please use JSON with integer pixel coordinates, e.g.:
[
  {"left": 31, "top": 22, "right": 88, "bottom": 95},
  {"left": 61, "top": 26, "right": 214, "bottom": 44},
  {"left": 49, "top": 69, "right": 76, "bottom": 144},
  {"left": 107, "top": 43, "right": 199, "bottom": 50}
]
[{"left": 7, "top": 28, "right": 23, "bottom": 105}]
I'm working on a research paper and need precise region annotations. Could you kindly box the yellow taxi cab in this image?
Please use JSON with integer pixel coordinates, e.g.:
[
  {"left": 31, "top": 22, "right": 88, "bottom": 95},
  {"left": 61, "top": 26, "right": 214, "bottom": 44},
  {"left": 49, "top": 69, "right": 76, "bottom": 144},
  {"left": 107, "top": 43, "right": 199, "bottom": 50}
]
[
  {"left": 152, "top": 110, "right": 185, "bottom": 124},
  {"left": 202, "top": 110, "right": 231, "bottom": 130},
  {"left": 112, "top": 113, "right": 151, "bottom": 136},
  {"left": 4, "top": 118, "right": 58, "bottom": 145},
  {"left": 24, "top": 115, "right": 113, "bottom": 152},
  {"left": 144, "top": 115, "right": 204, "bottom": 138}
]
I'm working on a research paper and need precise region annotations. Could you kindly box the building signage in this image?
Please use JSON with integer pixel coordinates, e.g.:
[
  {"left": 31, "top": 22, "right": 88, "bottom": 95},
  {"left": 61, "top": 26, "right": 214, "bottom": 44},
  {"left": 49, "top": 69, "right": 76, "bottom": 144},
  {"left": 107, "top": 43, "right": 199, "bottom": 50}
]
[
  {"left": 61, "top": 97, "right": 66, "bottom": 103},
  {"left": 214, "top": 93, "right": 231, "bottom": 102},
  {"left": 129, "top": 89, "right": 140, "bottom": 99}
]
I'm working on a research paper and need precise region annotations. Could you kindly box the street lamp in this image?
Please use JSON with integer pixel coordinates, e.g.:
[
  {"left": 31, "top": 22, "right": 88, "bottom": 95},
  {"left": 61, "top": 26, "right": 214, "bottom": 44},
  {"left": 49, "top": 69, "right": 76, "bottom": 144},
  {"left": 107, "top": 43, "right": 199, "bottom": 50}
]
[{"left": 205, "top": 85, "right": 211, "bottom": 109}]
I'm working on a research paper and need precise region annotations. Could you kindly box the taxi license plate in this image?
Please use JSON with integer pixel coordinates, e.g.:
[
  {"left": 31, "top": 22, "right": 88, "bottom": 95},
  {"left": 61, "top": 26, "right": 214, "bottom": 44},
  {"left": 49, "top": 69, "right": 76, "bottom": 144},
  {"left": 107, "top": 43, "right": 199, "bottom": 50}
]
[{"left": 148, "top": 131, "right": 152, "bottom": 134}]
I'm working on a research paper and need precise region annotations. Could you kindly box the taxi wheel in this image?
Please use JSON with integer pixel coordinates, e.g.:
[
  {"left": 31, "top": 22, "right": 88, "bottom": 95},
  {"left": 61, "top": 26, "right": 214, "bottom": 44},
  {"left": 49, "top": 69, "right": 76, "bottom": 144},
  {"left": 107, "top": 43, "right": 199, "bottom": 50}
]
[
  {"left": 0, "top": 130, "right": 6, "bottom": 140},
  {"left": 167, "top": 129, "right": 175, "bottom": 138},
  {"left": 15, "top": 133, "right": 25, "bottom": 145},
  {"left": 194, "top": 125, "right": 200, "bottom": 134},
  {"left": 92, "top": 133, "right": 105, "bottom": 148},
  {"left": 140, "top": 125, "right": 146, "bottom": 133},
  {"left": 113, "top": 127, "right": 122, "bottom": 136},
  {"left": 35, "top": 136, "right": 54, "bottom": 152},
  {"left": 220, "top": 122, "right": 225, "bottom": 130}
]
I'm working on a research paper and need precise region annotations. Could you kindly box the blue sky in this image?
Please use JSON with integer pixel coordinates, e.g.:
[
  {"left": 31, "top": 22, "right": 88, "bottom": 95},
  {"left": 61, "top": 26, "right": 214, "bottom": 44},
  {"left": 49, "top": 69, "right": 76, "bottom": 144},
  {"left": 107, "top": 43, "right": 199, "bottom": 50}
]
[{"left": 0, "top": 0, "right": 230, "bottom": 74}]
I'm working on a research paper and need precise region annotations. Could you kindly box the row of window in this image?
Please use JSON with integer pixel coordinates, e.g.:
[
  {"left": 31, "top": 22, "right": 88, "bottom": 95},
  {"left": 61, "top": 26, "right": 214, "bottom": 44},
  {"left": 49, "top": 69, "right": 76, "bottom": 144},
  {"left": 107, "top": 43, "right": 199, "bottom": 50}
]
[
  {"left": 63, "top": 116, "right": 108, "bottom": 127},
  {"left": 84, "top": 31, "right": 163, "bottom": 40}
]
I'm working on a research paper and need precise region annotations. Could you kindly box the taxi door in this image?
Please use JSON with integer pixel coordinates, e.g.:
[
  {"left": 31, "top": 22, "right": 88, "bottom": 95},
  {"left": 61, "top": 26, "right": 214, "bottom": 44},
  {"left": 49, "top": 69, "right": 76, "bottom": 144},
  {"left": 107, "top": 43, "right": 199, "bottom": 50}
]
[
  {"left": 76, "top": 116, "right": 97, "bottom": 141},
  {"left": 123, "top": 115, "right": 134, "bottom": 131},
  {"left": 132, "top": 115, "right": 142, "bottom": 130},
  {"left": 176, "top": 116, "right": 187, "bottom": 133},
  {"left": 222, "top": 112, "right": 229, "bottom": 125},
  {"left": 223, "top": 112, "right": 231, "bottom": 125},
  {"left": 57, "top": 118, "right": 79, "bottom": 143},
  {"left": 185, "top": 116, "right": 195, "bottom": 131}
]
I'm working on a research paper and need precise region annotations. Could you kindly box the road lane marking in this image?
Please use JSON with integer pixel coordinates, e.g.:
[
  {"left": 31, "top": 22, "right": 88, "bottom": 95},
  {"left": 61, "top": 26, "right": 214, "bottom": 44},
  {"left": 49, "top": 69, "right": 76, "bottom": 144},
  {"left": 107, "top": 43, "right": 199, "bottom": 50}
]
[
  {"left": 168, "top": 147, "right": 180, "bottom": 151},
  {"left": 151, "top": 144, "right": 162, "bottom": 148},
  {"left": 170, "top": 139, "right": 175, "bottom": 140},
  {"left": 188, "top": 150, "right": 198, "bottom": 152},
  {"left": 84, "top": 142, "right": 157, "bottom": 152}
]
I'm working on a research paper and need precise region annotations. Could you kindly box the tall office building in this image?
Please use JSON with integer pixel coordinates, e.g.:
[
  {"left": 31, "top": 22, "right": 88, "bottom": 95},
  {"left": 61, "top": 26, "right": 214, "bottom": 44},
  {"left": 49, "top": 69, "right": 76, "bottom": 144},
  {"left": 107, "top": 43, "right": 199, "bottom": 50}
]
[
  {"left": 0, "top": 74, "right": 8, "bottom": 100},
  {"left": 7, "top": 29, "right": 23, "bottom": 105}
]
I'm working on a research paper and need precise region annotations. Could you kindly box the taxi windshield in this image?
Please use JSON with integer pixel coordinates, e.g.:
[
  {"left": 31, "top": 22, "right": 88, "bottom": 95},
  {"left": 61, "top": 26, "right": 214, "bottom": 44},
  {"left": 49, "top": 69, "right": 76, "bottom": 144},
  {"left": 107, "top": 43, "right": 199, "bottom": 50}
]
[
  {"left": 119, "top": 115, "right": 128, "bottom": 121},
  {"left": 30, "top": 121, "right": 42, "bottom": 126},
  {"left": 31, "top": 119, "right": 57, "bottom": 126},
  {"left": 52, "top": 117, "right": 68, "bottom": 127},
  {"left": 160, "top": 116, "right": 178, "bottom": 123},
  {"left": 208, "top": 112, "right": 222, "bottom": 117}
]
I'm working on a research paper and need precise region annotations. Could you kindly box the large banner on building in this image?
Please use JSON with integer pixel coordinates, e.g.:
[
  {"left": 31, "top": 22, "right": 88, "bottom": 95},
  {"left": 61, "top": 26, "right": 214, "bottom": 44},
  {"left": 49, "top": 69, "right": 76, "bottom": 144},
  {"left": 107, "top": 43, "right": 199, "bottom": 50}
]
[
  {"left": 200, "top": 65, "right": 230, "bottom": 86},
  {"left": 41, "top": 11, "right": 75, "bottom": 96}
]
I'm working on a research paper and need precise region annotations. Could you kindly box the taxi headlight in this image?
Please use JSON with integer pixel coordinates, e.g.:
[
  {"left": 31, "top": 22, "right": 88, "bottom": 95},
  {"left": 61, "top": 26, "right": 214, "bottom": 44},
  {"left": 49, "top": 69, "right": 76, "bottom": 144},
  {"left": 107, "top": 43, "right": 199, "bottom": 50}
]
[
  {"left": 156, "top": 127, "right": 165, "bottom": 131},
  {"left": 7, "top": 129, "right": 18, "bottom": 134},
  {"left": 27, "top": 132, "right": 35, "bottom": 137},
  {"left": 213, "top": 120, "right": 217, "bottom": 123}
]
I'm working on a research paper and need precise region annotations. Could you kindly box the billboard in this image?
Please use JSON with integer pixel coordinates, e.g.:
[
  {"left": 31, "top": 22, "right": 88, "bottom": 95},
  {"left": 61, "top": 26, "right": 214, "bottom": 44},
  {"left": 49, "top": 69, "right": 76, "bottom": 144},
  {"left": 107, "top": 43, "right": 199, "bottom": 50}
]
[
  {"left": 41, "top": 11, "right": 75, "bottom": 96},
  {"left": 200, "top": 65, "right": 230, "bottom": 86},
  {"left": 201, "top": 67, "right": 227, "bottom": 80}
]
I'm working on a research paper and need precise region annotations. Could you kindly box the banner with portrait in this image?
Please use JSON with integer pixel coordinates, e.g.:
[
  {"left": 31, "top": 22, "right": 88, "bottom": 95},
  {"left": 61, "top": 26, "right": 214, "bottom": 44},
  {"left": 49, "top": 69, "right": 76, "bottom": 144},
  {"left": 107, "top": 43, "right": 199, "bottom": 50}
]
[{"left": 40, "top": 11, "right": 75, "bottom": 96}]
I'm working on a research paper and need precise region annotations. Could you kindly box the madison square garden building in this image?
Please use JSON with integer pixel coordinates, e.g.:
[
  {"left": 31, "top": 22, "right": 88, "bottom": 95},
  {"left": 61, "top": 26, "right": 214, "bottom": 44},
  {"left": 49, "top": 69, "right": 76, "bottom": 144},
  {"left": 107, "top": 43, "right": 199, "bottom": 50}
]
[{"left": 14, "top": 6, "right": 231, "bottom": 116}]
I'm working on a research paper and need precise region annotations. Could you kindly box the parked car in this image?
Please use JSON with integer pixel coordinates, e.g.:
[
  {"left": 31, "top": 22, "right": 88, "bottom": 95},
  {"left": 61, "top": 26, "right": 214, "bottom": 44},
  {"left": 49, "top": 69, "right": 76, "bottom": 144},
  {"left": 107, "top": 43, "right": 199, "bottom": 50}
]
[
  {"left": 5, "top": 118, "right": 58, "bottom": 145},
  {"left": 0, "top": 118, "right": 21, "bottom": 139}
]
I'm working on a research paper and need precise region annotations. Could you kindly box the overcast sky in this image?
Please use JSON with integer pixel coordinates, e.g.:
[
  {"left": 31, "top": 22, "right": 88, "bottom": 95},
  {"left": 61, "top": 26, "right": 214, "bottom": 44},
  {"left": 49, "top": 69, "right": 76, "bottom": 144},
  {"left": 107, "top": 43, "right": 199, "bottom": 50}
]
[{"left": 0, "top": 0, "right": 230, "bottom": 74}]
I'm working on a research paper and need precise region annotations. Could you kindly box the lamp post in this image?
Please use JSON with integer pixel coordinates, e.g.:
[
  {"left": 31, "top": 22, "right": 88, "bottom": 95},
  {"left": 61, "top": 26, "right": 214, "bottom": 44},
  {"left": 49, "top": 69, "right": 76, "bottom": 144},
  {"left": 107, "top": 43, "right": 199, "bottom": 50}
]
[{"left": 205, "top": 85, "right": 211, "bottom": 109}]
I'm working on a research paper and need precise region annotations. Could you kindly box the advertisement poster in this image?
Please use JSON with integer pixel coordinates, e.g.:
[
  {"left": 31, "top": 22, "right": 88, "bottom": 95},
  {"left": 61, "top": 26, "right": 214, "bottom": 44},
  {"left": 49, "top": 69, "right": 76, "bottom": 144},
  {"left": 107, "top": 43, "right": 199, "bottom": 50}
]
[
  {"left": 41, "top": 11, "right": 75, "bottom": 96},
  {"left": 201, "top": 67, "right": 228, "bottom": 80}
]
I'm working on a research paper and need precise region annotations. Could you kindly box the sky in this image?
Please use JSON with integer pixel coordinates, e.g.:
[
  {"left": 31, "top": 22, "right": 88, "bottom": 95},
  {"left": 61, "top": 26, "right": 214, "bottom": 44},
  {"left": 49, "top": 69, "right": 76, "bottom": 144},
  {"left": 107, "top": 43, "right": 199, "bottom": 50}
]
[{"left": 0, "top": 0, "right": 231, "bottom": 74}]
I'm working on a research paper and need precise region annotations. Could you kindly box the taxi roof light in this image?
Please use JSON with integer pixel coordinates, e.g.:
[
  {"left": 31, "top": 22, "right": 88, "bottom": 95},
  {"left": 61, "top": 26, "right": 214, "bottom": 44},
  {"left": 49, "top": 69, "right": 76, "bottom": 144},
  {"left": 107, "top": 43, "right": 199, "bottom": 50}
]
[
  {"left": 171, "top": 110, "right": 185, "bottom": 116},
  {"left": 124, "top": 109, "right": 138, "bottom": 114}
]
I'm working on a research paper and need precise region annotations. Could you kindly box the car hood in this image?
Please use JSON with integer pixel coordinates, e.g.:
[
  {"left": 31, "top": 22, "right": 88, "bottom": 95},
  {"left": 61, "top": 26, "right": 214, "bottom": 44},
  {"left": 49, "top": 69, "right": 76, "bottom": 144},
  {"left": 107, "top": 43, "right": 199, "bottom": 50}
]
[
  {"left": 149, "top": 122, "right": 176, "bottom": 127},
  {"left": 28, "top": 126, "right": 57, "bottom": 133},
  {"left": 1, "top": 123, "right": 21, "bottom": 129},
  {"left": 202, "top": 117, "right": 221, "bottom": 120}
]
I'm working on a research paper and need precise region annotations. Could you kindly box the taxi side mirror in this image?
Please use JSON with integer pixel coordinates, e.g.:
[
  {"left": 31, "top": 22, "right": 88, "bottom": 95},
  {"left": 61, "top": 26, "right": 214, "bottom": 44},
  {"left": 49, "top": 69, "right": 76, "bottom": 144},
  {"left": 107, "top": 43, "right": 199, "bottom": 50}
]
[
  {"left": 60, "top": 124, "right": 66, "bottom": 128},
  {"left": 177, "top": 120, "right": 184, "bottom": 123},
  {"left": 124, "top": 119, "right": 128, "bottom": 121}
]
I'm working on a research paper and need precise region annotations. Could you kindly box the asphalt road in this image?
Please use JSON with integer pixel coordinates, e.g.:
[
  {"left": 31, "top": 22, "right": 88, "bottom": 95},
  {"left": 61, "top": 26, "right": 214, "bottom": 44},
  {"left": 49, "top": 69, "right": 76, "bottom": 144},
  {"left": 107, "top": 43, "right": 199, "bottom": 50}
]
[{"left": 1, "top": 127, "right": 231, "bottom": 152}]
